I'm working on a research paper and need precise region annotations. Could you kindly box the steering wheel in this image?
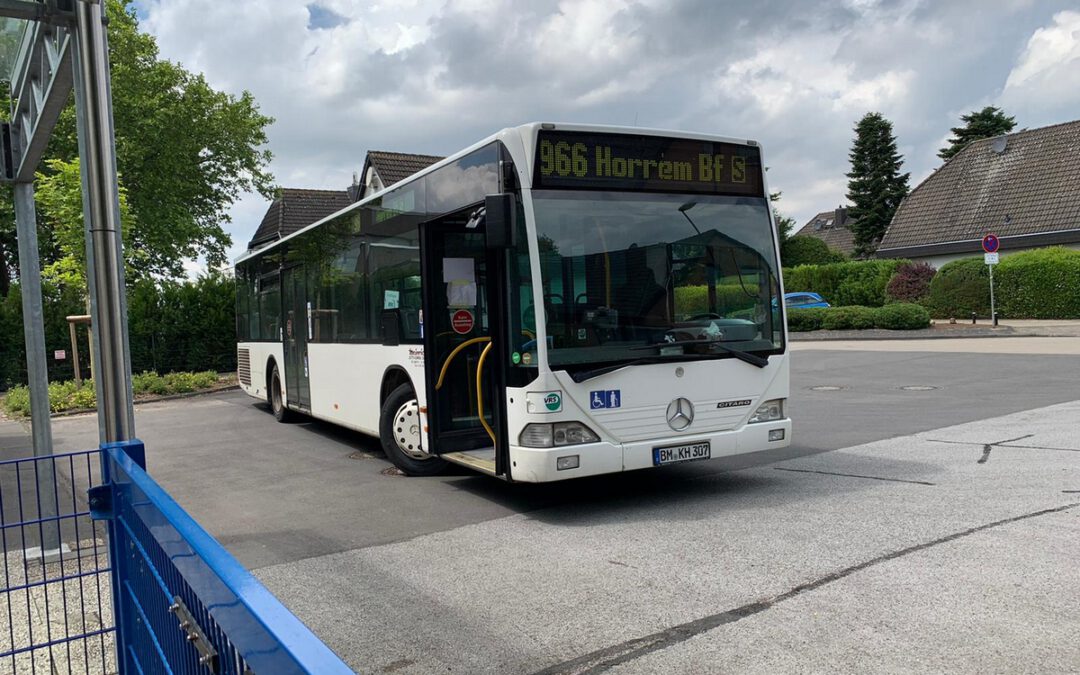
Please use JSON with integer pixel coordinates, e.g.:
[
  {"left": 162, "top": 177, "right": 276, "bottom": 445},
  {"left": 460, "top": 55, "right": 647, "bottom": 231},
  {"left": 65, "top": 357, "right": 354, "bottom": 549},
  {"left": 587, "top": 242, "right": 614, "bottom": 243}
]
[
  {"left": 689, "top": 313, "right": 723, "bottom": 320},
  {"left": 575, "top": 293, "right": 590, "bottom": 304}
]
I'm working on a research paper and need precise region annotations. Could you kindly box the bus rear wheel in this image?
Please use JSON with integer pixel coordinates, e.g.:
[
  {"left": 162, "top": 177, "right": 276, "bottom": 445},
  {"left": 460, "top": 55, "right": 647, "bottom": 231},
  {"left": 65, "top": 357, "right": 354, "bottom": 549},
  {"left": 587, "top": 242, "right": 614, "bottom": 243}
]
[
  {"left": 269, "top": 364, "right": 295, "bottom": 423},
  {"left": 380, "top": 383, "right": 446, "bottom": 476}
]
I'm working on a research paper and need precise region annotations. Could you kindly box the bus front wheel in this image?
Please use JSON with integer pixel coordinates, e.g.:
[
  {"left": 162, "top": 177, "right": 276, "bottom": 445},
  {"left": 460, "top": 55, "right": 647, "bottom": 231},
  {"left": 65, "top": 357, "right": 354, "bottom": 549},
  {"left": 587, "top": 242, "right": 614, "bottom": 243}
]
[
  {"left": 380, "top": 383, "right": 447, "bottom": 476},
  {"left": 269, "top": 364, "right": 295, "bottom": 423}
]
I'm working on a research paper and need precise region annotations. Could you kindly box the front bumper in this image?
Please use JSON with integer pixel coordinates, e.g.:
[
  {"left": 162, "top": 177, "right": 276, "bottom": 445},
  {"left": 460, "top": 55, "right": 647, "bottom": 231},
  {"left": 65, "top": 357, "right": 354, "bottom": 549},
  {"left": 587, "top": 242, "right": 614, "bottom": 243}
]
[{"left": 507, "top": 418, "right": 792, "bottom": 483}]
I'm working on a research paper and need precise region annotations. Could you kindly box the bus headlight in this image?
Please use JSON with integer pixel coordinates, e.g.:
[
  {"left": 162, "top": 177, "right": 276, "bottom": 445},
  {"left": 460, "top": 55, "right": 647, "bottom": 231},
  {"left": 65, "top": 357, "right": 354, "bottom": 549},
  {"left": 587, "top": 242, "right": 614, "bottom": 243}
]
[
  {"left": 748, "top": 398, "right": 785, "bottom": 423},
  {"left": 519, "top": 422, "right": 600, "bottom": 448}
]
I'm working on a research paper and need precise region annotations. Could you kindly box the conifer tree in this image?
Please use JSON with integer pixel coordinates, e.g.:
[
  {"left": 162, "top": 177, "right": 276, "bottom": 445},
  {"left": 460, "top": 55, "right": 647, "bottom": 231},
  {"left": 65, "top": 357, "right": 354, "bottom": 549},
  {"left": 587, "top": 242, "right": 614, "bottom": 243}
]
[
  {"left": 938, "top": 106, "right": 1016, "bottom": 161},
  {"left": 846, "top": 112, "right": 910, "bottom": 257}
]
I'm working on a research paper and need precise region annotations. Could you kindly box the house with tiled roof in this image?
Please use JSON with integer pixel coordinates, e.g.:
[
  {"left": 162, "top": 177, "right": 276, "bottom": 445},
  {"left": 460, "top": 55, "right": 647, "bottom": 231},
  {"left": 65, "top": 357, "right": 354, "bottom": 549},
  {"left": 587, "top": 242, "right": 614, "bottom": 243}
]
[
  {"left": 247, "top": 188, "right": 354, "bottom": 251},
  {"left": 792, "top": 207, "right": 857, "bottom": 256},
  {"left": 248, "top": 151, "right": 444, "bottom": 251},
  {"left": 358, "top": 150, "right": 444, "bottom": 199},
  {"left": 877, "top": 119, "right": 1080, "bottom": 267}
]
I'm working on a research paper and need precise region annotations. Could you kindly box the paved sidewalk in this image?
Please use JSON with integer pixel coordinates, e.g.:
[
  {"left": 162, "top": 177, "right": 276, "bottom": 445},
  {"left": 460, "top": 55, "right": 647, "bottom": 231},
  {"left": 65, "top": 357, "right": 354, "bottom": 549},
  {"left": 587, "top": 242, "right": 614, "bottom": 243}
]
[{"left": 791, "top": 318, "right": 1080, "bottom": 341}]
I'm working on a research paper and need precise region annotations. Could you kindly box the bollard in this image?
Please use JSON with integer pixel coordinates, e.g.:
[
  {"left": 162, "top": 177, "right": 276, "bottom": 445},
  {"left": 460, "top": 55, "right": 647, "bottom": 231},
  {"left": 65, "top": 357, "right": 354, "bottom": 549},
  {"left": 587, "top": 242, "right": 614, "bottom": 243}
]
[
  {"left": 993, "top": 312, "right": 999, "bottom": 327},
  {"left": 971, "top": 312, "right": 976, "bottom": 324}
]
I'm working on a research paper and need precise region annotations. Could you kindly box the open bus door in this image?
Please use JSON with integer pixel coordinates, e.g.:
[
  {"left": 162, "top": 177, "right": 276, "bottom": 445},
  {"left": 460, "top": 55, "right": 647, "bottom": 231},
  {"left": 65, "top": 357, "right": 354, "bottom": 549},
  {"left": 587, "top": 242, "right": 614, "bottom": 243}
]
[{"left": 420, "top": 196, "right": 514, "bottom": 478}]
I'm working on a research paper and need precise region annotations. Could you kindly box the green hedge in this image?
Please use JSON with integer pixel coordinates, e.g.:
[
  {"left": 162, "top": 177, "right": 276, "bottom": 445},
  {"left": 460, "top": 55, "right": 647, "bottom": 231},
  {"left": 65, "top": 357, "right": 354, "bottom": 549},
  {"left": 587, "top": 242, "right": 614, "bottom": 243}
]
[
  {"left": 1, "top": 275, "right": 236, "bottom": 390},
  {"left": 673, "top": 284, "right": 758, "bottom": 317},
  {"left": 874, "top": 303, "right": 932, "bottom": 330},
  {"left": 788, "top": 303, "right": 930, "bottom": 331},
  {"left": 784, "top": 259, "right": 908, "bottom": 307},
  {"left": 821, "top": 305, "right": 877, "bottom": 330},
  {"left": 786, "top": 307, "right": 829, "bottom": 331},
  {"left": 926, "top": 257, "right": 989, "bottom": 318},
  {"left": 996, "top": 247, "right": 1080, "bottom": 319}
]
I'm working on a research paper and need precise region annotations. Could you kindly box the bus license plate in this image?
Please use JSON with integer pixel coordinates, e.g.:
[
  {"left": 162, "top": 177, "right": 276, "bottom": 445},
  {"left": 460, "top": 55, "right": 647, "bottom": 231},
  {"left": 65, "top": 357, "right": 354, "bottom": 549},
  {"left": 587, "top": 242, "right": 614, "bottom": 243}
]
[{"left": 653, "top": 441, "right": 711, "bottom": 466}]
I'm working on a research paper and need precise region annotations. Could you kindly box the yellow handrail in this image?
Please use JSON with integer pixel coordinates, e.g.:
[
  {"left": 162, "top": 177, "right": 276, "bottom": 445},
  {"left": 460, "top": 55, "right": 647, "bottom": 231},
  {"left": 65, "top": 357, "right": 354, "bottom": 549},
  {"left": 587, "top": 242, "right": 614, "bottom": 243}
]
[
  {"left": 434, "top": 337, "right": 490, "bottom": 390},
  {"left": 476, "top": 341, "right": 496, "bottom": 446}
]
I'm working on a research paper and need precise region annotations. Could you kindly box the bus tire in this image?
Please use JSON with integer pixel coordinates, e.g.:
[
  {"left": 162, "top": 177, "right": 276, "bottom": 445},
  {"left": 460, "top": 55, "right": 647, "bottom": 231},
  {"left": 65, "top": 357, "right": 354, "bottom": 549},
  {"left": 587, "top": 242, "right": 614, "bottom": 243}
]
[
  {"left": 380, "top": 383, "right": 446, "bottom": 476},
  {"left": 269, "top": 364, "right": 295, "bottom": 423}
]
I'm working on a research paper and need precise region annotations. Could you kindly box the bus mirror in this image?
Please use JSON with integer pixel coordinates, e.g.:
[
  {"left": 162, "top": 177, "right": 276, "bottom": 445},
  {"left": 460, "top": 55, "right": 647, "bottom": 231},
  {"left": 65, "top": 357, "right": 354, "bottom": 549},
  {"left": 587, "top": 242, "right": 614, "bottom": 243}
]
[{"left": 485, "top": 193, "right": 517, "bottom": 249}]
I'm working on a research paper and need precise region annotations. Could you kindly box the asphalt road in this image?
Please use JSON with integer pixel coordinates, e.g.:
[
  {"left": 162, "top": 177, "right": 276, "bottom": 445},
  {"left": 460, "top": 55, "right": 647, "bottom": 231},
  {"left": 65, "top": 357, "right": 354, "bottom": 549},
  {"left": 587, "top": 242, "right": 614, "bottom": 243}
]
[{"left": 2, "top": 343, "right": 1079, "bottom": 672}]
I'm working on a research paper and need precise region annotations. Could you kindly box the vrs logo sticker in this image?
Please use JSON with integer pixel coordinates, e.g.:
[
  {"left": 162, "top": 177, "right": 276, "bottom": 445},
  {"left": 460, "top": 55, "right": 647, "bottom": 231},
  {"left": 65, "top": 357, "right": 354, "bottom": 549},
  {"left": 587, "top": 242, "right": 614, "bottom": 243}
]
[
  {"left": 716, "top": 399, "right": 752, "bottom": 409},
  {"left": 543, "top": 392, "right": 562, "bottom": 412}
]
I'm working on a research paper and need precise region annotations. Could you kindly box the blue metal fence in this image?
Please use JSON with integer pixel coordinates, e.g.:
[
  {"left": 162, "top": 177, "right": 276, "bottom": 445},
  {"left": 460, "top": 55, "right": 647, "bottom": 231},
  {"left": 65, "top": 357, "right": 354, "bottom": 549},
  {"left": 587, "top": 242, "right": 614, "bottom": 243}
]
[
  {"left": 0, "top": 448, "right": 115, "bottom": 673},
  {"left": 1, "top": 442, "right": 354, "bottom": 674}
]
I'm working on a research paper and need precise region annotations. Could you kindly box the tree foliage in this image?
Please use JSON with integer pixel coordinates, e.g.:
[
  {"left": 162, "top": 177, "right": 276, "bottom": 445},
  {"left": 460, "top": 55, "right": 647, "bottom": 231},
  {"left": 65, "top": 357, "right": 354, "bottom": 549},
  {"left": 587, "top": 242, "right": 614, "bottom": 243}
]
[
  {"left": 0, "top": 0, "right": 274, "bottom": 293},
  {"left": 938, "top": 106, "right": 1017, "bottom": 161},
  {"left": 846, "top": 112, "right": 909, "bottom": 257},
  {"left": 780, "top": 236, "right": 845, "bottom": 267}
]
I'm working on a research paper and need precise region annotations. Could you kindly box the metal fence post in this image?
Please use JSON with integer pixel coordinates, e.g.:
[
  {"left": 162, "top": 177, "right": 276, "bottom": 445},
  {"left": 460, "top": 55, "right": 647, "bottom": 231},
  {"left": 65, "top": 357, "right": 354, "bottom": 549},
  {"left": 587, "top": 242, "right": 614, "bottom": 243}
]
[
  {"left": 72, "top": 0, "right": 135, "bottom": 444},
  {"left": 13, "top": 180, "right": 60, "bottom": 553}
]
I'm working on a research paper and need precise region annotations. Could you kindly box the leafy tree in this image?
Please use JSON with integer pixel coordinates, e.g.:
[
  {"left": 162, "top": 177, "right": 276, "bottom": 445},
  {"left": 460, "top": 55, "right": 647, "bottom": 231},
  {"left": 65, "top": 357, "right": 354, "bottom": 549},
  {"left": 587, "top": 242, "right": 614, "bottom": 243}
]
[
  {"left": 938, "top": 106, "right": 1016, "bottom": 161},
  {"left": 34, "top": 158, "right": 139, "bottom": 292},
  {"left": 780, "top": 236, "right": 846, "bottom": 267},
  {"left": 0, "top": 0, "right": 274, "bottom": 294},
  {"left": 846, "top": 112, "right": 909, "bottom": 257},
  {"left": 769, "top": 190, "right": 796, "bottom": 243}
]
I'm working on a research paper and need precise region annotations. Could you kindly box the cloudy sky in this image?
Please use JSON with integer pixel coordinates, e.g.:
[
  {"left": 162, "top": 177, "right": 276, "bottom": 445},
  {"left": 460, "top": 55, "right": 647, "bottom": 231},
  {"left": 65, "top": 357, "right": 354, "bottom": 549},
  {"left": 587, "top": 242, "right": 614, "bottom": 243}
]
[{"left": 132, "top": 0, "right": 1080, "bottom": 267}]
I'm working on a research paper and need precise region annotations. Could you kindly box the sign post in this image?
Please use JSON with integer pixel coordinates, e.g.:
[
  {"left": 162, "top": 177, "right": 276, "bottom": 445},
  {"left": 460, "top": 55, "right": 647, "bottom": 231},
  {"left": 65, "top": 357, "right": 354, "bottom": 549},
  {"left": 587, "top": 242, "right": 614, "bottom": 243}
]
[{"left": 982, "top": 234, "right": 1000, "bottom": 326}]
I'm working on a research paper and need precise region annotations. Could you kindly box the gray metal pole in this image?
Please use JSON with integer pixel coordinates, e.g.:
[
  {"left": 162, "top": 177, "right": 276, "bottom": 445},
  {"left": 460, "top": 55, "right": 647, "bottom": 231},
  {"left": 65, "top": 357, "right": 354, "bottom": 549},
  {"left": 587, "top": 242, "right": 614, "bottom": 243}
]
[
  {"left": 13, "top": 180, "right": 59, "bottom": 551},
  {"left": 989, "top": 263, "right": 997, "bottom": 327},
  {"left": 72, "top": 0, "right": 134, "bottom": 443}
]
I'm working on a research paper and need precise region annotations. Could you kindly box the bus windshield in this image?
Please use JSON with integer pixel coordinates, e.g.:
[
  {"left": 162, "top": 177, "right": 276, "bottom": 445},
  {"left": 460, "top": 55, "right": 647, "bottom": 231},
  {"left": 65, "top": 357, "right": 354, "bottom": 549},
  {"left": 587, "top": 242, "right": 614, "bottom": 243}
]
[{"left": 531, "top": 190, "right": 783, "bottom": 371}]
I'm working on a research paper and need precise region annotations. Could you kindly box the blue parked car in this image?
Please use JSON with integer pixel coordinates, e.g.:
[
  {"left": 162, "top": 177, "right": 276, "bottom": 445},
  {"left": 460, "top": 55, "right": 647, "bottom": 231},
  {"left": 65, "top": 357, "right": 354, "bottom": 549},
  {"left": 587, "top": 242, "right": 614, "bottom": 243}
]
[{"left": 780, "top": 292, "right": 830, "bottom": 309}]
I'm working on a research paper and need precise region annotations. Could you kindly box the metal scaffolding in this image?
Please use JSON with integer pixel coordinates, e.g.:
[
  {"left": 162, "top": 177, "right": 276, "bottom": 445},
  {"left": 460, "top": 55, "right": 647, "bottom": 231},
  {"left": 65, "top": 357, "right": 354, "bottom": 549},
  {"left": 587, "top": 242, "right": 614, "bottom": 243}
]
[{"left": 1, "top": 0, "right": 135, "bottom": 552}]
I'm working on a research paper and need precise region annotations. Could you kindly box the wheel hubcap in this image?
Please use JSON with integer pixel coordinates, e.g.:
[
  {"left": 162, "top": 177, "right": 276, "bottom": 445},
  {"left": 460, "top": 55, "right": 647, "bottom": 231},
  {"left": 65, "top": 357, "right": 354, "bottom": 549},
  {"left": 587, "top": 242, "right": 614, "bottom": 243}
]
[{"left": 393, "top": 399, "right": 428, "bottom": 460}]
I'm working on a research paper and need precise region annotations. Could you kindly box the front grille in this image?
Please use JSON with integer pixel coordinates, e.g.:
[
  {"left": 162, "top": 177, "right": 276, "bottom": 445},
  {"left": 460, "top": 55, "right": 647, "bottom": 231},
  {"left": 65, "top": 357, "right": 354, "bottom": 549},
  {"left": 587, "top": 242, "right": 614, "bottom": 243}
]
[{"left": 237, "top": 348, "right": 251, "bottom": 386}]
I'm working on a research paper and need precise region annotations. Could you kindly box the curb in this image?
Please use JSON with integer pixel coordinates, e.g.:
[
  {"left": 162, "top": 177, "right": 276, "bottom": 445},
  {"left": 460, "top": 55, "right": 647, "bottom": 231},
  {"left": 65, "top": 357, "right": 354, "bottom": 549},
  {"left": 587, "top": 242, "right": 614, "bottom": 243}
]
[{"left": 788, "top": 329, "right": 1050, "bottom": 341}]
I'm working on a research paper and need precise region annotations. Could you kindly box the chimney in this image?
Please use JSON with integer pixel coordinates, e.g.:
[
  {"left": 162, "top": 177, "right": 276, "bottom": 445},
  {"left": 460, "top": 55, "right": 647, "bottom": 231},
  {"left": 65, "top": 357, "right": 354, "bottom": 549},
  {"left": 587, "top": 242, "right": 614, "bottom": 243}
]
[
  {"left": 834, "top": 206, "right": 847, "bottom": 227},
  {"left": 347, "top": 170, "right": 361, "bottom": 202}
]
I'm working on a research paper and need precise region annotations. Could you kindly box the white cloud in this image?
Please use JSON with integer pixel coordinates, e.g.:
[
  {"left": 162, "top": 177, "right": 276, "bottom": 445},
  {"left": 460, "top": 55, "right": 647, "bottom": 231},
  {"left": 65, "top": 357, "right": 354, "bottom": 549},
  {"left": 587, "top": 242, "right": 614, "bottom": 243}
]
[
  {"left": 1002, "top": 10, "right": 1080, "bottom": 111},
  {"left": 133, "top": 0, "right": 1079, "bottom": 251}
]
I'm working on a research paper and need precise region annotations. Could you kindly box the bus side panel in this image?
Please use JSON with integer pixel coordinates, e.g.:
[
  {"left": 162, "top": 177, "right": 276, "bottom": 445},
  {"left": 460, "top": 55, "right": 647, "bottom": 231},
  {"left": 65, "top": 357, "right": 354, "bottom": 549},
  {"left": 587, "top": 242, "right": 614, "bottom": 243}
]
[
  {"left": 237, "top": 341, "right": 283, "bottom": 402},
  {"left": 306, "top": 343, "right": 427, "bottom": 436}
]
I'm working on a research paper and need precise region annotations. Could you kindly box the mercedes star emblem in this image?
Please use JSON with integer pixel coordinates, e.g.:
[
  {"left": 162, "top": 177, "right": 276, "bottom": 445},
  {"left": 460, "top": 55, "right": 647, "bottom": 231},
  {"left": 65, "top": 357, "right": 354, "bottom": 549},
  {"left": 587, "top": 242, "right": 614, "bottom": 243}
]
[{"left": 666, "top": 397, "right": 695, "bottom": 431}]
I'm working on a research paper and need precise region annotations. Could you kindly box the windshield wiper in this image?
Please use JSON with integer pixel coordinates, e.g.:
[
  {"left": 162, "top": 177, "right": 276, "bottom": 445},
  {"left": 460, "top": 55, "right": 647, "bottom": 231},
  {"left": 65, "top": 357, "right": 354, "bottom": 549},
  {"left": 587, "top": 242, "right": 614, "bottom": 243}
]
[
  {"left": 632, "top": 338, "right": 769, "bottom": 368},
  {"left": 569, "top": 354, "right": 712, "bottom": 383}
]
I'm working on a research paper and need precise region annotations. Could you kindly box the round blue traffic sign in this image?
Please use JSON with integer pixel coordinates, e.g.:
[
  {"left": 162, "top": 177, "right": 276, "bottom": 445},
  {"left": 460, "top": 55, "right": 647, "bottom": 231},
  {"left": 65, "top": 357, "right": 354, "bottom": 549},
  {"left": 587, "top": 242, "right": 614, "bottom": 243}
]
[{"left": 982, "top": 234, "right": 1000, "bottom": 253}]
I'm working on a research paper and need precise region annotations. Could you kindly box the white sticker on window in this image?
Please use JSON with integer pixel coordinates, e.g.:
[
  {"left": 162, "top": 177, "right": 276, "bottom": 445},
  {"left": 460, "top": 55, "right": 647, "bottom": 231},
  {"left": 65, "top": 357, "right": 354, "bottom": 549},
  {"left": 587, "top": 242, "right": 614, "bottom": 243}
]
[{"left": 384, "top": 289, "right": 400, "bottom": 309}]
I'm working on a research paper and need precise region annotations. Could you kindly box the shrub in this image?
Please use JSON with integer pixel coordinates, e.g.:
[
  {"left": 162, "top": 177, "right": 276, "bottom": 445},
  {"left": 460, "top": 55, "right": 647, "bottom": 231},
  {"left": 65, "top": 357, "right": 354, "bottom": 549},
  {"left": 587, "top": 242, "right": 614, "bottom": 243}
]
[
  {"left": 885, "top": 262, "right": 936, "bottom": 305},
  {"left": 780, "top": 236, "right": 846, "bottom": 267},
  {"left": 821, "top": 305, "right": 877, "bottom": 330},
  {"left": 874, "top": 303, "right": 931, "bottom": 330},
  {"left": 4, "top": 370, "right": 222, "bottom": 416},
  {"left": 996, "top": 247, "right": 1080, "bottom": 319},
  {"left": 784, "top": 259, "right": 907, "bottom": 308},
  {"left": 786, "top": 307, "right": 829, "bottom": 332},
  {"left": 2, "top": 386, "right": 31, "bottom": 416},
  {"left": 926, "top": 257, "right": 989, "bottom": 318}
]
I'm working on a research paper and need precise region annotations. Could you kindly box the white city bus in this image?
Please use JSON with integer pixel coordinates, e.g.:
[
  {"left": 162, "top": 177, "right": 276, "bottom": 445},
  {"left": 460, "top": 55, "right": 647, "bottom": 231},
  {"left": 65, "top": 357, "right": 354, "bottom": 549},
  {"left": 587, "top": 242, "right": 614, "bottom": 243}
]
[{"left": 234, "top": 123, "right": 790, "bottom": 482}]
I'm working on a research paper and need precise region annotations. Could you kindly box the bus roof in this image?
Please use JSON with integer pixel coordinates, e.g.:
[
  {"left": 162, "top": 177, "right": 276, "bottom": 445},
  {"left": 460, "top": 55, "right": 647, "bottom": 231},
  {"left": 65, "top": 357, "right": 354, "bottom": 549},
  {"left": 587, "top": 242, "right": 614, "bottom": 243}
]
[{"left": 234, "top": 123, "right": 762, "bottom": 266}]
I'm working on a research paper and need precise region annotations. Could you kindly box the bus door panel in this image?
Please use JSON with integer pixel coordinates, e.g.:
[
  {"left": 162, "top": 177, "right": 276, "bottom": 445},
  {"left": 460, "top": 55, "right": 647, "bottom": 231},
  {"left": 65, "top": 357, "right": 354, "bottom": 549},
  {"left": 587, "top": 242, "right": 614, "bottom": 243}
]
[
  {"left": 421, "top": 212, "right": 510, "bottom": 468},
  {"left": 281, "top": 265, "right": 311, "bottom": 410}
]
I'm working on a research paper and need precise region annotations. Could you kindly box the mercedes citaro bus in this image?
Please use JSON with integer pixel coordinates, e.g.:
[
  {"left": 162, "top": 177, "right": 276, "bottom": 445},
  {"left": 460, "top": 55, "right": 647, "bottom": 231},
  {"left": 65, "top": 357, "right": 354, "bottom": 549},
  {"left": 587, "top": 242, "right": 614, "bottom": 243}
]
[{"left": 235, "top": 123, "right": 790, "bottom": 482}]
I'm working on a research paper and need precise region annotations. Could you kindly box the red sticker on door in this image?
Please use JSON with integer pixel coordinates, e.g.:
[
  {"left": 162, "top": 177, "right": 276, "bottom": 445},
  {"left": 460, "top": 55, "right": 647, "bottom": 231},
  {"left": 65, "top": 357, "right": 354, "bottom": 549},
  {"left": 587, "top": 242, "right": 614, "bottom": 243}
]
[{"left": 451, "top": 309, "right": 474, "bottom": 334}]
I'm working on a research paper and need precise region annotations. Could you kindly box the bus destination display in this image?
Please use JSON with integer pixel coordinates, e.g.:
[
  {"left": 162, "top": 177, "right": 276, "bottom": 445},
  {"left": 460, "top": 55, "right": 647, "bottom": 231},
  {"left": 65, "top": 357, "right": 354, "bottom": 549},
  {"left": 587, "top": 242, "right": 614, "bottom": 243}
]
[{"left": 534, "top": 130, "right": 764, "bottom": 197}]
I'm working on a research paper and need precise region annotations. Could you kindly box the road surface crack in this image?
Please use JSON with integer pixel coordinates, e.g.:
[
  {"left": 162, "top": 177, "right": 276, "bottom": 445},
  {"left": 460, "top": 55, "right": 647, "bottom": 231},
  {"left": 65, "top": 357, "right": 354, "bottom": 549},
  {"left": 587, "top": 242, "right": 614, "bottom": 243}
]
[
  {"left": 531, "top": 502, "right": 1079, "bottom": 675},
  {"left": 773, "top": 467, "right": 935, "bottom": 486}
]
